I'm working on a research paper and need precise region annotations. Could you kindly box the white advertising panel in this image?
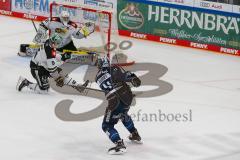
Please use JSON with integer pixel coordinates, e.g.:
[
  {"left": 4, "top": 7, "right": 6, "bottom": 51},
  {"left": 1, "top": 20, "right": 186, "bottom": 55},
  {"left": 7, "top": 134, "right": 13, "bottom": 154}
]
[
  {"left": 233, "top": 5, "right": 240, "bottom": 14},
  {"left": 194, "top": 0, "right": 233, "bottom": 12},
  {"left": 157, "top": 0, "right": 194, "bottom": 7},
  {"left": 11, "top": 0, "right": 118, "bottom": 19},
  {"left": 11, "top": 0, "right": 53, "bottom": 17}
]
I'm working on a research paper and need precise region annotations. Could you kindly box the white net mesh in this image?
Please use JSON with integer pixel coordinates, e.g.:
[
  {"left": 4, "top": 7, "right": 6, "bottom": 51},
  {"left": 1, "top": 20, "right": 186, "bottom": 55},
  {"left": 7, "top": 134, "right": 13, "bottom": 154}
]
[{"left": 50, "top": 3, "right": 134, "bottom": 66}]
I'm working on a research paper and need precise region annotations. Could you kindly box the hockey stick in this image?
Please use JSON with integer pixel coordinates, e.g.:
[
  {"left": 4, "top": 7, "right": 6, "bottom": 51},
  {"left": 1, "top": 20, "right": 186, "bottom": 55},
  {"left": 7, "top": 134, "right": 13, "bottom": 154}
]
[
  {"left": 31, "top": 20, "right": 38, "bottom": 32},
  {"left": 70, "top": 80, "right": 105, "bottom": 94},
  {"left": 70, "top": 82, "right": 141, "bottom": 97},
  {"left": 70, "top": 80, "right": 90, "bottom": 93}
]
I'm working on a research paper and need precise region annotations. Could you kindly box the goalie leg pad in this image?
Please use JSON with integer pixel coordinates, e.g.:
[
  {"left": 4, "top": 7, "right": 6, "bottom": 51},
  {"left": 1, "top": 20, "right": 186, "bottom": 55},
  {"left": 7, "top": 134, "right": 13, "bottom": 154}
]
[{"left": 18, "top": 44, "right": 40, "bottom": 57}]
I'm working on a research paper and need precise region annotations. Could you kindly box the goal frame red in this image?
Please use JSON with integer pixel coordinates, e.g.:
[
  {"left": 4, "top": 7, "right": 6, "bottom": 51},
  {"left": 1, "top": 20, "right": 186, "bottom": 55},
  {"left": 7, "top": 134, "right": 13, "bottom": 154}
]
[
  {"left": 50, "top": 2, "right": 135, "bottom": 66},
  {"left": 50, "top": 2, "right": 112, "bottom": 57}
]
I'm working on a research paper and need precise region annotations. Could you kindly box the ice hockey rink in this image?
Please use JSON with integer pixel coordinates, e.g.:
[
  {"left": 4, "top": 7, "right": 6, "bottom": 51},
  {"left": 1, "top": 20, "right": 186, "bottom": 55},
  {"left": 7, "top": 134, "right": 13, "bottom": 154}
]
[{"left": 1, "top": 15, "right": 240, "bottom": 160}]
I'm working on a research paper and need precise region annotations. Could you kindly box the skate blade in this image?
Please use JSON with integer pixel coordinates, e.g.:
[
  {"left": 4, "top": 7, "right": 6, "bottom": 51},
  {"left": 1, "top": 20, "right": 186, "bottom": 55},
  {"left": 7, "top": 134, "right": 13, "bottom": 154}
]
[
  {"left": 108, "top": 148, "right": 126, "bottom": 155},
  {"left": 130, "top": 140, "right": 143, "bottom": 144}
]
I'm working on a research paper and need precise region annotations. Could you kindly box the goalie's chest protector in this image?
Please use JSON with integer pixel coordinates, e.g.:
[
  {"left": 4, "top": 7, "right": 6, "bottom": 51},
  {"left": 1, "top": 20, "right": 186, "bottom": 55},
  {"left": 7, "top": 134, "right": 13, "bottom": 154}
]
[{"left": 48, "top": 18, "right": 75, "bottom": 48}]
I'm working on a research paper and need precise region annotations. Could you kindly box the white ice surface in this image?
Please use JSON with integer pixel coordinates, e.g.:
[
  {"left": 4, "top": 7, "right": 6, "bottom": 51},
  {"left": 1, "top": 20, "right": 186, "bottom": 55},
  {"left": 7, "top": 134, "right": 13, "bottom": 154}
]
[{"left": 0, "top": 16, "right": 240, "bottom": 160}]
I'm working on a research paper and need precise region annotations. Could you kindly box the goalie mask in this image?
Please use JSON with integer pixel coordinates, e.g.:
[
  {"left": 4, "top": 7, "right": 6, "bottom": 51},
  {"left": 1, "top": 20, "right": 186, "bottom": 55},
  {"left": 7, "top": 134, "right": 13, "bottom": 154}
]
[{"left": 60, "top": 11, "right": 70, "bottom": 26}]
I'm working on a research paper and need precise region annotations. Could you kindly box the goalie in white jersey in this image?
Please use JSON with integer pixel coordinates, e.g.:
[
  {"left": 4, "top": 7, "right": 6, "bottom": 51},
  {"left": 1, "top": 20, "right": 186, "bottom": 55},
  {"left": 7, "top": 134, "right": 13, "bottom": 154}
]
[
  {"left": 16, "top": 33, "right": 88, "bottom": 94},
  {"left": 33, "top": 10, "right": 95, "bottom": 52}
]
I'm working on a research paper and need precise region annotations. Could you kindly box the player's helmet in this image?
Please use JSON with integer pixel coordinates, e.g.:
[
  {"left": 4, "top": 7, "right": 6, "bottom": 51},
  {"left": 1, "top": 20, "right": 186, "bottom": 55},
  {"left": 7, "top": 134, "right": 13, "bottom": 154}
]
[
  {"left": 97, "top": 56, "right": 110, "bottom": 69},
  {"left": 49, "top": 33, "right": 63, "bottom": 47},
  {"left": 60, "top": 10, "right": 70, "bottom": 26}
]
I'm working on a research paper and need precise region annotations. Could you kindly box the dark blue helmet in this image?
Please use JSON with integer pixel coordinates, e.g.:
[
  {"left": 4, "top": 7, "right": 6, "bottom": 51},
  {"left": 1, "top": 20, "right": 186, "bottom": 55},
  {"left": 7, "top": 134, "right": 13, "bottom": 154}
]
[{"left": 97, "top": 56, "right": 110, "bottom": 69}]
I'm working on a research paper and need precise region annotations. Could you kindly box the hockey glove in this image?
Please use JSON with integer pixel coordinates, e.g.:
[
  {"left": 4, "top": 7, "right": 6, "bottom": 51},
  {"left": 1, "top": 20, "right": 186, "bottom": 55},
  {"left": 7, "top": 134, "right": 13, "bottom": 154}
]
[
  {"left": 55, "top": 76, "right": 65, "bottom": 87},
  {"left": 61, "top": 52, "right": 72, "bottom": 61},
  {"left": 125, "top": 71, "right": 133, "bottom": 78},
  {"left": 131, "top": 74, "right": 141, "bottom": 87}
]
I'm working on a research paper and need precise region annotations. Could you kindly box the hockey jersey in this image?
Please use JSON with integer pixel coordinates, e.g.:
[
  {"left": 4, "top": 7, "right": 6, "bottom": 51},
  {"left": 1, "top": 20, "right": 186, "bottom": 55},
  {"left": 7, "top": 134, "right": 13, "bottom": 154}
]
[
  {"left": 37, "top": 17, "right": 88, "bottom": 48},
  {"left": 95, "top": 66, "right": 135, "bottom": 106},
  {"left": 31, "top": 40, "right": 62, "bottom": 73}
]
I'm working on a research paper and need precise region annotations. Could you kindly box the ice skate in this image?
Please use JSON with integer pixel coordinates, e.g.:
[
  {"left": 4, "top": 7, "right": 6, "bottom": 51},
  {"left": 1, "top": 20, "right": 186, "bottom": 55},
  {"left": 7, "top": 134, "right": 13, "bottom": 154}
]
[
  {"left": 129, "top": 130, "right": 142, "bottom": 144},
  {"left": 16, "top": 76, "right": 31, "bottom": 91},
  {"left": 108, "top": 139, "right": 127, "bottom": 155}
]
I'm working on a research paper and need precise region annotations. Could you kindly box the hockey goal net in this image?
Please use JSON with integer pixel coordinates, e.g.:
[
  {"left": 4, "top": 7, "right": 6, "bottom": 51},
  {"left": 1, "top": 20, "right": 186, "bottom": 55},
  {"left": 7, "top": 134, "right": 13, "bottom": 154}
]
[{"left": 50, "top": 2, "right": 134, "bottom": 66}]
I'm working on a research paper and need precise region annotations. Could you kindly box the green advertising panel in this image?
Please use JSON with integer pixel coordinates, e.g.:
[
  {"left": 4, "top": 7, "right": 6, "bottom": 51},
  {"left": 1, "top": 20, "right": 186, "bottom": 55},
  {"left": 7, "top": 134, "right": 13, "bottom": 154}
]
[{"left": 117, "top": 0, "right": 240, "bottom": 49}]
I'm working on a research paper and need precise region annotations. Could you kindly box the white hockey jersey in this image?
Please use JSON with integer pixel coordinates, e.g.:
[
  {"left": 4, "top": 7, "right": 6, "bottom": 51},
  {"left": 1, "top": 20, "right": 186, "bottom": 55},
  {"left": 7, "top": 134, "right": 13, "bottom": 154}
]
[
  {"left": 35, "top": 17, "right": 87, "bottom": 49},
  {"left": 31, "top": 40, "right": 62, "bottom": 73},
  {"left": 31, "top": 39, "right": 80, "bottom": 87}
]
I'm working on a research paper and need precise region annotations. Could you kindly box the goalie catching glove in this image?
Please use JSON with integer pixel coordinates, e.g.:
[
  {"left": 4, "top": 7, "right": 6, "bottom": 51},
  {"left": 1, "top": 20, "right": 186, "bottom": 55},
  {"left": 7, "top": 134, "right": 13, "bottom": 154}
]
[{"left": 80, "top": 22, "right": 95, "bottom": 37}]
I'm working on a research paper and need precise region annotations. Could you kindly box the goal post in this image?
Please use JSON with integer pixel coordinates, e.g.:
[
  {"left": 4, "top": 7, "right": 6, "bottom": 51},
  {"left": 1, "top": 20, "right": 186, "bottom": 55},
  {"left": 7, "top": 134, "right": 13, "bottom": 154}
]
[{"left": 50, "top": 2, "right": 135, "bottom": 66}]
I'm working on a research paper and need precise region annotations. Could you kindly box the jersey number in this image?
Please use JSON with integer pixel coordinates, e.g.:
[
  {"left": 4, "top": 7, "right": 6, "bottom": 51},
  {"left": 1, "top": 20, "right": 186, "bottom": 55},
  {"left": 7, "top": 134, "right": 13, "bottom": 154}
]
[{"left": 102, "top": 81, "right": 112, "bottom": 90}]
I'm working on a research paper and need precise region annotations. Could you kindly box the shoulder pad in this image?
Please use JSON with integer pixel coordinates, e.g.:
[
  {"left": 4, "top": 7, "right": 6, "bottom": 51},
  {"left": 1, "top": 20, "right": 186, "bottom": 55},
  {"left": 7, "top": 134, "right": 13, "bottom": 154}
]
[
  {"left": 51, "top": 17, "right": 61, "bottom": 22},
  {"left": 68, "top": 21, "right": 78, "bottom": 28}
]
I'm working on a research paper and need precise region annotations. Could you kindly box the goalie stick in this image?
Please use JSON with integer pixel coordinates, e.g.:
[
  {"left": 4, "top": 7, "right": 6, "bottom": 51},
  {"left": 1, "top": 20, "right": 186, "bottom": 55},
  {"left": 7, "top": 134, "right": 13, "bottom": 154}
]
[
  {"left": 31, "top": 20, "right": 38, "bottom": 32},
  {"left": 18, "top": 20, "right": 39, "bottom": 57}
]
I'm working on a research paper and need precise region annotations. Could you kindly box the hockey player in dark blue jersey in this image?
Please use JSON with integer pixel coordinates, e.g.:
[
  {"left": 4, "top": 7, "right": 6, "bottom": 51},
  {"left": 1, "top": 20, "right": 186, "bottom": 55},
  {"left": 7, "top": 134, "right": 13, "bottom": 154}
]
[{"left": 95, "top": 57, "right": 142, "bottom": 155}]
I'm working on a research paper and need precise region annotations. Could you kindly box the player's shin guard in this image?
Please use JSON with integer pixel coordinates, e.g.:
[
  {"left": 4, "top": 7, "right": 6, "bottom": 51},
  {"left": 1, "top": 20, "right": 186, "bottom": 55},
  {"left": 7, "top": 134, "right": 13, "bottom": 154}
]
[
  {"left": 102, "top": 123, "right": 121, "bottom": 143},
  {"left": 121, "top": 114, "right": 136, "bottom": 133}
]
